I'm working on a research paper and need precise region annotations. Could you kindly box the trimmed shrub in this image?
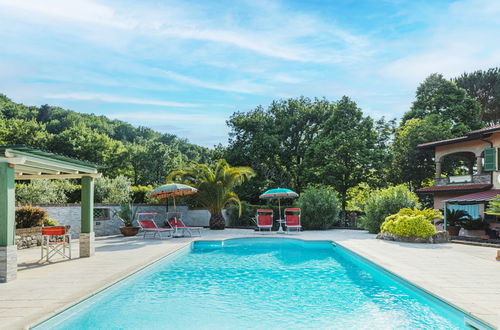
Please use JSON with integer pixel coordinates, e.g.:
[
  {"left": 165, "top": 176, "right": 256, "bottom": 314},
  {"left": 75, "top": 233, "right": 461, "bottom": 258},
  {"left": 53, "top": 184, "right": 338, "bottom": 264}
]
[
  {"left": 381, "top": 212, "right": 437, "bottom": 238},
  {"left": 360, "top": 185, "right": 421, "bottom": 234},
  {"left": 297, "top": 185, "right": 340, "bottom": 230},
  {"left": 395, "top": 208, "right": 442, "bottom": 222},
  {"left": 16, "top": 206, "right": 48, "bottom": 228}
]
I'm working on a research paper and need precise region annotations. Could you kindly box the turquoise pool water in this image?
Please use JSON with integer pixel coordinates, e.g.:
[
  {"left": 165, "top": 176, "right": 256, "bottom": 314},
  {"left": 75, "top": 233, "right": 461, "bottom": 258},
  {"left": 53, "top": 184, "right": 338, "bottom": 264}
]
[{"left": 35, "top": 238, "right": 488, "bottom": 329}]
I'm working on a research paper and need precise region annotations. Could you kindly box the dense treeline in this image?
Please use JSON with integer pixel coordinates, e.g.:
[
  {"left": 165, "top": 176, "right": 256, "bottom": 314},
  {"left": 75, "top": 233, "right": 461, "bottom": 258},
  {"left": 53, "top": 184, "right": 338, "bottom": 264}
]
[
  {"left": 0, "top": 95, "right": 212, "bottom": 185},
  {"left": 223, "top": 68, "right": 500, "bottom": 211}
]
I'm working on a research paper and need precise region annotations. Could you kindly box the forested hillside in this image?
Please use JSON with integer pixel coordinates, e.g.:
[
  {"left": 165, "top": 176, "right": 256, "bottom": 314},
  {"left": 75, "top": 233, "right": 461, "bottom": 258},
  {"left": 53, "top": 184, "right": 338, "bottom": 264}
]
[{"left": 0, "top": 94, "right": 212, "bottom": 185}]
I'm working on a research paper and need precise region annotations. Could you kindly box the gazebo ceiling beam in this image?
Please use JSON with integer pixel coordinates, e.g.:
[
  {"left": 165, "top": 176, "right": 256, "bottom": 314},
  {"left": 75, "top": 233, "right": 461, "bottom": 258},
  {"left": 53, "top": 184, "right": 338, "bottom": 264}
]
[
  {"left": 15, "top": 164, "right": 60, "bottom": 175},
  {"left": 22, "top": 160, "right": 79, "bottom": 174},
  {"left": 15, "top": 173, "right": 102, "bottom": 180},
  {"left": 4, "top": 149, "right": 98, "bottom": 174}
]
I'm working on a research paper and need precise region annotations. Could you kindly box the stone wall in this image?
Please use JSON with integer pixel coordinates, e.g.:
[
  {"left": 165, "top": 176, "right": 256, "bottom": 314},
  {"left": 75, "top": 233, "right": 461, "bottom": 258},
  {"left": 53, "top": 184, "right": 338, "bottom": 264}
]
[
  {"left": 377, "top": 231, "right": 450, "bottom": 244},
  {"left": 29, "top": 204, "right": 229, "bottom": 238},
  {"left": 15, "top": 227, "right": 42, "bottom": 249}
]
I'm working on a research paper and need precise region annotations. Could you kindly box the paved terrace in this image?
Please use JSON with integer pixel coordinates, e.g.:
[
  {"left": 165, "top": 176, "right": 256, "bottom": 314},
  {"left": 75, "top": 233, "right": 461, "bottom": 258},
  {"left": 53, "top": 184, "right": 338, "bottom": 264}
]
[{"left": 1, "top": 229, "right": 500, "bottom": 329}]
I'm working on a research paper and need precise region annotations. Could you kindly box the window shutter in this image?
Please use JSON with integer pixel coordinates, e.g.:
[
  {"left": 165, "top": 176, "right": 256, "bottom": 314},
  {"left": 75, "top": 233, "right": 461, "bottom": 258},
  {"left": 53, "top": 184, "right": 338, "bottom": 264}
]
[{"left": 484, "top": 147, "right": 497, "bottom": 171}]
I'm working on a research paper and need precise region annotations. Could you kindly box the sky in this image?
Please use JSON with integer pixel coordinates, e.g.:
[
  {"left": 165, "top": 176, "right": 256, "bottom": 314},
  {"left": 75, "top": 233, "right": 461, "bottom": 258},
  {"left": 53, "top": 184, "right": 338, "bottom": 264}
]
[{"left": 0, "top": 0, "right": 499, "bottom": 147}]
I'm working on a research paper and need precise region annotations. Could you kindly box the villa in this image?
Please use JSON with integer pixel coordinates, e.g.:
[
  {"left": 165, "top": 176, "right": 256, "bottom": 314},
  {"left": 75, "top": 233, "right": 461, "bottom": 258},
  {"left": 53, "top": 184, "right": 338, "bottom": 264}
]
[{"left": 417, "top": 125, "right": 500, "bottom": 232}]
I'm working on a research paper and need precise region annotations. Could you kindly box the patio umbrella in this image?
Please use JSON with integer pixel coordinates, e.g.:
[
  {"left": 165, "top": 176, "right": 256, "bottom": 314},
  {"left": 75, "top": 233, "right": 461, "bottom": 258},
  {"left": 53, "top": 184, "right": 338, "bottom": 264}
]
[
  {"left": 259, "top": 188, "right": 299, "bottom": 233},
  {"left": 149, "top": 183, "right": 198, "bottom": 211}
]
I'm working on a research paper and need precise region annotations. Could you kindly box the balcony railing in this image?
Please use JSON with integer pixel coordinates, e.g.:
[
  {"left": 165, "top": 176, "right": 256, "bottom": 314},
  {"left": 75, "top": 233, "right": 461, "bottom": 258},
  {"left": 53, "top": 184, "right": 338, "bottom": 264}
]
[{"left": 435, "top": 173, "right": 492, "bottom": 186}]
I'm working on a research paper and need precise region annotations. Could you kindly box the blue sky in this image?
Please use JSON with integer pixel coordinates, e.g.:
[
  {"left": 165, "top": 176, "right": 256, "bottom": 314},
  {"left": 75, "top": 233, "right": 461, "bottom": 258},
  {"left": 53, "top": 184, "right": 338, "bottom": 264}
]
[{"left": 0, "top": 0, "right": 498, "bottom": 147}]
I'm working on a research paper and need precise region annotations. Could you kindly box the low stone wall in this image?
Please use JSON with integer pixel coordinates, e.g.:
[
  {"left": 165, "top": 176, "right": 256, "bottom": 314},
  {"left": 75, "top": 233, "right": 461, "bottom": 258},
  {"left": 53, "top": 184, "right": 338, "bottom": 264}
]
[
  {"left": 376, "top": 231, "right": 450, "bottom": 244},
  {"left": 15, "top": 227, "right": 42, "bottom": 249},
  {"left": 27, "top": 204, "right": 229, "bottom": 238}
]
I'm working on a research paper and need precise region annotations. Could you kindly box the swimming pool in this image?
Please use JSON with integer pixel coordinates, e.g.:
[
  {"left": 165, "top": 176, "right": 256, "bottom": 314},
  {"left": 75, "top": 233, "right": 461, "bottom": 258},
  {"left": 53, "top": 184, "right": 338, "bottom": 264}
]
[{"left": 35, "top": 238, "right": 491, "bottom": 329}]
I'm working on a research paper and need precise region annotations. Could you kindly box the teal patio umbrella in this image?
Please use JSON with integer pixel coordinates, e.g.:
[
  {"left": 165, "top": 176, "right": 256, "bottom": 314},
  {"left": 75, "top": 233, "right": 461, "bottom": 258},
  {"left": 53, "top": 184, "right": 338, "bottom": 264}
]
[{"left": 259, "top": 188, "right": 299, "bottom": 233}]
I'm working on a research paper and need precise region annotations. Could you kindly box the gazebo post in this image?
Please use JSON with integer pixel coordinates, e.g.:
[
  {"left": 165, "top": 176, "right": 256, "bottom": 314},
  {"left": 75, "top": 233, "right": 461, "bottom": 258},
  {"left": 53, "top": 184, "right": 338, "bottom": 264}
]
[
  {"left": 80, "top": 176, "right": 95, "bottom": 258},
  {"left": 0, "top": 162, "right": 16, "bottom": 282}
]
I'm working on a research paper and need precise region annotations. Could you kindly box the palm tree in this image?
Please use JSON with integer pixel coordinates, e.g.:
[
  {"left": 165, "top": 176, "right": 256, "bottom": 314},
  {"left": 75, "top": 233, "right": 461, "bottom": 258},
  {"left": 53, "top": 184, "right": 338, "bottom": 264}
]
[{"left": 167, "top": 159, "right": 255, "bottom": 230}]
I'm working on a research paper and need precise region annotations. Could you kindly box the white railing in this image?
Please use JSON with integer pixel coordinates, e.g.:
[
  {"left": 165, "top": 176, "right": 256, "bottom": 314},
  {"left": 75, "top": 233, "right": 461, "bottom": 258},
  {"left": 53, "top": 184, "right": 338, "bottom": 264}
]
[{"left": 448, "top": 175, "right": 472, "bottom": 183}]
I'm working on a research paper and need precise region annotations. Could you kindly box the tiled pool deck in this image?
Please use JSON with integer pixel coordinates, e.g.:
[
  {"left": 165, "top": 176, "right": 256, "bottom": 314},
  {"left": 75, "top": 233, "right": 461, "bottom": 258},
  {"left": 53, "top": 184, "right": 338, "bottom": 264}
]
[{"left": 1, "top": 229, "right": 500, "bottom": 329}]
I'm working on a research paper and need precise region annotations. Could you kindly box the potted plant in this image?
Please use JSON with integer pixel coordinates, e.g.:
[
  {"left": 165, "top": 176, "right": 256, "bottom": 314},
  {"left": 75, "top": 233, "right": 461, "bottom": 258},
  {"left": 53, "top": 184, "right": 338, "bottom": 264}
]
[
  {"left": 113, "top": 201, "right": 140, "bottom": 236},
  {"left": 441, "top": 209, "right": 471, "bottom": 236},
  {"left": 461, "top": 217, "right": 489, "bottom": 237}
]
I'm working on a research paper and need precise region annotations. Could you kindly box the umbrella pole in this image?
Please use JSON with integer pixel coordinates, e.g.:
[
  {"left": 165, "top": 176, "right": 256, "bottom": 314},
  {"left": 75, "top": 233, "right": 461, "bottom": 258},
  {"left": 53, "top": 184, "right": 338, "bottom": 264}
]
[
  {"left": 278, "top": 198, "right": 284, "bottom": 233},
  {"left": 173, "top": 196, "right": 176, "bottom": 212}
]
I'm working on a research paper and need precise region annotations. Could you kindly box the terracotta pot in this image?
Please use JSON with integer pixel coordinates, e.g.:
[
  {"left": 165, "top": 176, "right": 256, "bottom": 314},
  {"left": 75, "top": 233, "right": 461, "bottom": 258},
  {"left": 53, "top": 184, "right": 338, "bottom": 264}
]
[
  {"left": 119, "top": 226, "right": 140, "bottom": 236},
  {"left": 446, "top": 225, "right": 460, "bottom": 236}
]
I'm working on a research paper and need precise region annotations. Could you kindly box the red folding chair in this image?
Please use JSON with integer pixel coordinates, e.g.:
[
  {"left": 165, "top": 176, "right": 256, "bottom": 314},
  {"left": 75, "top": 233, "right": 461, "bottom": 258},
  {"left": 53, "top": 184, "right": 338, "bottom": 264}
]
[
  {"left": 256, "top": 209, "right": 273, "bottom": 233},
  {"left": 41, "top": 226, "right": 71, "bottom": 261},
  {"left": 284, "top": 208, "right": 301, "bottom": 234}
]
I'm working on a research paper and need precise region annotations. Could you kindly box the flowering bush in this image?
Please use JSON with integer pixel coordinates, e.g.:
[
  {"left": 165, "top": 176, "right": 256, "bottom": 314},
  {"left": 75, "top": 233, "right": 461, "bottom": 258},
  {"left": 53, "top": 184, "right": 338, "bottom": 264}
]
[{"left": 380, "top": 208, "right": 438, "bottom": 238}]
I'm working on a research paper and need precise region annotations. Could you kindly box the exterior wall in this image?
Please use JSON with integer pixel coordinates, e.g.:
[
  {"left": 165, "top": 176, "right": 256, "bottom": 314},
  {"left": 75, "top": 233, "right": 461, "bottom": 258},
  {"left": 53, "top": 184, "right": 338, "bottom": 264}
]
[
  {"left": 435, "top": 139, "right": 489, "bottom": 161},
  {"left": 433, "top": 192, "right": 472, "bottom": 210},
  {"left": 30, "top": 204, "right": 229, "bottom": 238}
]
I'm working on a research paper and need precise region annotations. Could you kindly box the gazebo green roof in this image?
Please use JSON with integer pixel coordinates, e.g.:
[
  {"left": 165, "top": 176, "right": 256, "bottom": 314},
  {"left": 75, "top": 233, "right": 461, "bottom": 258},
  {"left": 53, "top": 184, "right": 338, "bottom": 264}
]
[{"left": 0, "top": 145, "right": 102, "bottom": 180}]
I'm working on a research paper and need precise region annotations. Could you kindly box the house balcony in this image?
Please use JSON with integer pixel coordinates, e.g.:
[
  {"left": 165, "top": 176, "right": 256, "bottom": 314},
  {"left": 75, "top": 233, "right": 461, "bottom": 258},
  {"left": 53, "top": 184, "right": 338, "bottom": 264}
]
[{"left": 435, "top": 173, "right": 492, "bottom": 186}]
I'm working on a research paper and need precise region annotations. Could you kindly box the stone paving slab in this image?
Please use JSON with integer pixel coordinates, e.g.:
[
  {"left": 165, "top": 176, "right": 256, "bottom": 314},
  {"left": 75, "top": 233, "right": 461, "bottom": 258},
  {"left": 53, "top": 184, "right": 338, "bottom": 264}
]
[{"left": 0, "top": 229, "right": 499, "bottom": 329}]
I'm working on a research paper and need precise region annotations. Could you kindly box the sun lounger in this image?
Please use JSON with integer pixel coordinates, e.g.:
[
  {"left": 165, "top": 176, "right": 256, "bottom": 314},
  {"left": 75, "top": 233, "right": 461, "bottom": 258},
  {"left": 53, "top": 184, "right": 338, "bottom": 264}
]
[
  {"left": 167, "top": 212, "right": 202, "bottom": 237},
  {"left": 137, "top": 213, "right": 172, "bottom": 239},
  {"left": 256, "top": 209, "right": 273, "bottom": 233},
  {"left": 284, "top": 208, "right": 301, "bottom": 234}
]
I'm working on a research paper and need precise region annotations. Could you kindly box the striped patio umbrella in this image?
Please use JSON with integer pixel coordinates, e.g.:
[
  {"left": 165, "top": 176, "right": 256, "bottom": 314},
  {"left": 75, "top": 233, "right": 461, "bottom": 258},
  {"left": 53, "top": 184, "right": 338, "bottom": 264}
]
[
  {"left": 149, "top": 183, "right": 198, "bottom": 211},
  {"left": 259, "top": 188, "right": 299, "bottom": 232}
]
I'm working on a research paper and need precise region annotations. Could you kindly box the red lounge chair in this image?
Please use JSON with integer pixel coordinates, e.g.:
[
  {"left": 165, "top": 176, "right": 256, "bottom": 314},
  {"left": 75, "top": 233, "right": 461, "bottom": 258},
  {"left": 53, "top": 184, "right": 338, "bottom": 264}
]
[
  {"left": 137, "top": 214, "right": 172, "bottom": 240},
  {"left": 284, "top": 208, "right": 301, "bottom": 234},
  {"left": 256, "top": 209, "right": 273, "bottom": 233},
  {"left": 41, "top": 226, "right": 71, "bottom": 261},
  {"left": 167, "top": 212, "right": 202, "bottom": 237}
]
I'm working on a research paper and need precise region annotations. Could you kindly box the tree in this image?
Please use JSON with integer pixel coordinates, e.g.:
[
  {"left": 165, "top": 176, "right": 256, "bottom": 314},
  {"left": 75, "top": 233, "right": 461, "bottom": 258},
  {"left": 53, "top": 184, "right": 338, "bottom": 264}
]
[
  {"left": 167, "top": 159, "right": 255, "bottom": 230},
  {"left": 402, "top": 73, "right": 482, "bottom": 134},
  {"left": 0, "top": 118, "right": 50, "bottom": 148},
  {"left": 305, "top": 96, "right": 379, "bottom": 214},
  {"left": 225, "top": 97, "right": 332, "bottom": 202},
  {"left": 47, "top": 124, "right": 130, "bottom": 177},
  {"left": 127, "top": 138, "right": 185, "bottom": 186},
  {"left": 390, "top": 116, "right": 455, "bottom": 189},
  {"left": 454, "top": 68, "right": 500, "bottom": 125}
]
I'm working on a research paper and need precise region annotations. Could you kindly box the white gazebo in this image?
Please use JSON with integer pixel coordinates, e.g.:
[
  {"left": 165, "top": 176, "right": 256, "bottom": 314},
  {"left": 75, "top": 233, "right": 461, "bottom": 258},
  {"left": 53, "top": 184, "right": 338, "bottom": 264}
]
[{"left": 0, "top": 145, "right": 101, "bottom": 282}]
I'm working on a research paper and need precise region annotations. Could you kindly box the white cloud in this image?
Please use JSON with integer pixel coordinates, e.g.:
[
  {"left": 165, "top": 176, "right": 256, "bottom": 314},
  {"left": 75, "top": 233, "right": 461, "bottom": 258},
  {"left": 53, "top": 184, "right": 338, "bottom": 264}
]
[
  {"left": 0, "top": 0, "right": 370, "bottom": 64},
  {"left": 159, "top": 70, "right": 267, "bottom": 94},
  {"left": 44, "top": 93, "right": 200, "bottom": 107}
]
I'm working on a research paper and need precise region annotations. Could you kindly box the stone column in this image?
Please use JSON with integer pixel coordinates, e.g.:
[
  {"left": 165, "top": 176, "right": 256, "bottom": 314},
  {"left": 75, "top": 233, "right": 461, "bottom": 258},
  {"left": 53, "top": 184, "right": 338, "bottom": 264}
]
[
  {"left": 476, "top": 156, "right": 483, "bottom": 175},
  {"left": 80, "top": 176, "right": 95, "bottom": 258},
  {"left": 0, "top": 162, "right": 16, "bottom": 282},
  {"left": 435, "top": 161, "right": 442, "bottom": 178}
]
